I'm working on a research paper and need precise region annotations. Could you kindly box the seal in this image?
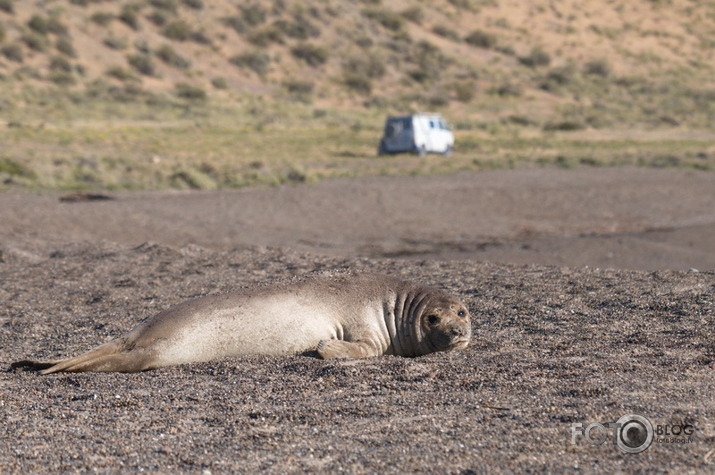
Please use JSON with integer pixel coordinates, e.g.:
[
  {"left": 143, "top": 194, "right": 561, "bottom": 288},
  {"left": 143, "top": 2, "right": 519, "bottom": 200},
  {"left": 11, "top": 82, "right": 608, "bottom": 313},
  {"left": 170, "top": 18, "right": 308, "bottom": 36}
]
[{"left": 12, "top": 272, "right": 471, "bottom": 374}]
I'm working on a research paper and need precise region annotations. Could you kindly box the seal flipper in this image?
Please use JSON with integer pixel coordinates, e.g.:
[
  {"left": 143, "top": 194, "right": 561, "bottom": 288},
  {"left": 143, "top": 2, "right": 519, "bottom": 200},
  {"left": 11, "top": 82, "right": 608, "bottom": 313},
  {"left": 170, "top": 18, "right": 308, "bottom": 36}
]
[{"left": 13, "top": 340, "right": 155, "bottom": 374}]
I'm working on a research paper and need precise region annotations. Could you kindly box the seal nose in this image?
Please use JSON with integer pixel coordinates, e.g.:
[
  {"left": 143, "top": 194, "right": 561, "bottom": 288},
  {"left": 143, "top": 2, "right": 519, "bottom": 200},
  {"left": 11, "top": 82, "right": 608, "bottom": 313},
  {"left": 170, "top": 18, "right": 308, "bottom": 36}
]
[{"left": 449, "top": 326, "right": 467, "bottom": 338}]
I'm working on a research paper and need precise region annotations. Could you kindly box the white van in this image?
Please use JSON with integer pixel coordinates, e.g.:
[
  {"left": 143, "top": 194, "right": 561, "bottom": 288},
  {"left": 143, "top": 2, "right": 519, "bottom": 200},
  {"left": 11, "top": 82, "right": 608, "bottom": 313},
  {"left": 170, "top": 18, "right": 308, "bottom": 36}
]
[{"left": 378, "top": 114, "right": 454, "bottom": 156}]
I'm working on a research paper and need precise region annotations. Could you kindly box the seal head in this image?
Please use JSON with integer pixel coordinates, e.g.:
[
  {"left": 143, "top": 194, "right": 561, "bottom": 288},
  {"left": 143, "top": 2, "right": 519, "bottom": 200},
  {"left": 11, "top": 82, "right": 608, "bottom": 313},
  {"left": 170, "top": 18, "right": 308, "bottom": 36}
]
[{"left": 421, "top": 298, "right": 471, "bottom": 352}]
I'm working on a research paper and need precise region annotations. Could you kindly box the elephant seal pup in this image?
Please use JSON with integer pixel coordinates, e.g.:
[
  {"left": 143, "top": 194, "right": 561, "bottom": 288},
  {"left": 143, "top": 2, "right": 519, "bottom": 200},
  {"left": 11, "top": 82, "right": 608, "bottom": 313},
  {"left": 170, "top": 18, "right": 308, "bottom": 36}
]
[{"left": 13, "top": 272, "right": 471, "bottom": 374}]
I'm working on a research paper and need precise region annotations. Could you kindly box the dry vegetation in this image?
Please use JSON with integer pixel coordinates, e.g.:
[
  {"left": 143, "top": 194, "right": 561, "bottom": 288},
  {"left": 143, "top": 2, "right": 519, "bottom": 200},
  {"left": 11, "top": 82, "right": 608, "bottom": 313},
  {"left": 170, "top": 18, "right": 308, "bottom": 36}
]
[{"left": 0, "top": 0, "right": 714, "bottom": 189}]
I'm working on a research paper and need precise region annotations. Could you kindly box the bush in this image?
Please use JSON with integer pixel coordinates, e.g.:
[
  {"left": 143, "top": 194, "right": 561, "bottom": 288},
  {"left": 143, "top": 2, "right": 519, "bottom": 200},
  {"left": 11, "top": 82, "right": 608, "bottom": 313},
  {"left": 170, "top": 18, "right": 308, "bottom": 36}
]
[
  {"left": 47, "top": 70, "right": 75, "bottom": 86},
  {"left": 0, "top": 157, "right": 35, "bottom": 178},
  {"left": 247, "top": 27, "right": 283, "bottom": 46},
  {"left": 182, "top": 0, "right": 203, "bottom": 9},
  {"left": 362, "top": 8, "right": 404, "bottom": 32},
  {"left": 103, "top": 35, "right": 128, "bottom": 50},
  {"left": 21, "top": 32, "right": 48, "bottom": 52},
  {"left": 27, "top": 15, "right": 49, "bottom": 35},
  {"left": 127, "top": 53, "right": 156, "bottom": 76},
  {"left": 119, "top": 7, "right": 141, "bottom": 30},
  {"left": 91, "top": 12, "right": 115, "bottom": 26},
  {"left": 56, "top": 37, "right": 77, "bottom": 57},
  {"left": 433, "top": 25, "right": 460, "bottom": 42},
  {"left": 49, "top": 55, "right": 72, "bottom": 72},
  {"left": 584, "top": 58, "right": 611, "bottom": 77},
  {"left": 343, "top": 72, "right": 372, "bottom": 95},
  {"left": 175, "top": 83, "right": 207, "bottom": 100},
  {"left": 150, "top": 0, "right": 177, "bottom": 13},
  {"left": 147, "top": 10, "right": 169, "bottom": 27},
  {"left": 1, "top": 43, "right": 23, "bottom": 62},
  {"left": 454, "top": 82, "right": 475, "bottom": 102},
  {"left": 211, "top": 77, "right": 228, "bottom": 89},
  {"left": 519, "top": 46, "right": 551, "bottom": 67},
  {"left": 156, "top": 44, "right": 191, "bottom": 69},
  {"left": 0, "top": 0, "right": 14, "bottom": 14},
  {"left": 291, "top": 43, "right": 328, "bottom": 67},
  {"left": 465, "top": 29, "right": 497, "bottom": 48},
  {"left": 223, "top": 16, "right": 247, "bottom": 34},
  {"left": 230, "top": 51, "right": 270, "bottom": 75},
  {"left": 283, "top": 80, "right": 313, "bottom": 94},
  {"left": 401, "top": 6, "right": 423, "bottom": 24},
  {"left": 162, "top": 20, "right": 193, "bottom": 41},
  {"left": 272, "top": 18, "right": 320, "bottom": 40},
  {"left": 240, "top": 4, "right": 266, "bottom": 26},
  {"left": 344, "top": 55, "right": 385, "bottom": 79},
  {"left": 106, "top": 65, "right": 135, "bottom": 81}
]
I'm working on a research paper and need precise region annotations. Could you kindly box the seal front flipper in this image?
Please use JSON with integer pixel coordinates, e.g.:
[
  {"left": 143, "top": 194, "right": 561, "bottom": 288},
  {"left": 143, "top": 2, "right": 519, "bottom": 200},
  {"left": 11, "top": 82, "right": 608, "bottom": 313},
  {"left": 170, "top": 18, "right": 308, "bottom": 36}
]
[{"left": 316, "top": 339, "right": 380, "bottom": 359}]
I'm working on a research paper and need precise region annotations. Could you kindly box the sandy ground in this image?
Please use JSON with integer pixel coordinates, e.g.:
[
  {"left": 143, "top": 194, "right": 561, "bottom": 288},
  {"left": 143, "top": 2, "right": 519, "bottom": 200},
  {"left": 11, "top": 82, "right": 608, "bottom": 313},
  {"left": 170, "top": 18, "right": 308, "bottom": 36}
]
[{"left": 1, "top": 167, "right": 714, "bottom": 472}]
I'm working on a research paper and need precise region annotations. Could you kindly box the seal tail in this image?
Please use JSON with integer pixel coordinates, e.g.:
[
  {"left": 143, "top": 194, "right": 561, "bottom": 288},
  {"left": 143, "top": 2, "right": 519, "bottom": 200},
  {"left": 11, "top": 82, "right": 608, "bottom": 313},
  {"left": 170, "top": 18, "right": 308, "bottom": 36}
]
[{"left": 12, "top": 340, "right": 153, "bottom": 374}]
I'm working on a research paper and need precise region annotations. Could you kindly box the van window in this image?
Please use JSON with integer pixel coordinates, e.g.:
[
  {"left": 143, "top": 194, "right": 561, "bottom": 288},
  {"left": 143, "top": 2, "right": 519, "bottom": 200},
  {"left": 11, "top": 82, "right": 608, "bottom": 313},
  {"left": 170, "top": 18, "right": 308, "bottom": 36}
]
[{"left": 429, "top": 120, "right": 435, "bottom": 129}]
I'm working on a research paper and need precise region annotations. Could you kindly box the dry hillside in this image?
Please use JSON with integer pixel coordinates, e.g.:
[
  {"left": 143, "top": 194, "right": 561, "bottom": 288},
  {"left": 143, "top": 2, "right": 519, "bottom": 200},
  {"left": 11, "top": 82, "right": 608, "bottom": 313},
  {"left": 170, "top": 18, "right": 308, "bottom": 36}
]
[{"left": 0, "top": 0, "right": 714, "bottom": 128}]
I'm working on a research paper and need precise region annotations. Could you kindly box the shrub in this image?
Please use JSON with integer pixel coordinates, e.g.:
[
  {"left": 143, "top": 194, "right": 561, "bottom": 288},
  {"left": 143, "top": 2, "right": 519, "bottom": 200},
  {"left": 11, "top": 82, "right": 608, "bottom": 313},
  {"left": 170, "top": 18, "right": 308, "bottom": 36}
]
[
  {"left": 21, "top": 32, "right": 48, "bottom": 51},
  {"left": 519, "top": 46, "right": 551, "bottom": 67},
  {"left": 103, "top": 35, "right": 128, "bottom": 50},
  {"left": 584, "top": 58, "right": 611, "bottom": 77},
  {"left": 454, "top": 81, "right": 475, "bottom": 102},
  {"left": 344, "top": 55, "right": 385, "bottom": 79},
  {"left": 362, "top": 8, "right": 404, "bottom": 32},
  {"left": 291, "top": 43, "right": 328, "bottom": 66},
  {"left": 491, "top": 82, "right": 523, "bottom": 96},
  {"left": 211, "top": 77, "right": 228, "bottom": 89},
  {"left": 465, "top": 29, "right": 497, "bottom": 48},
  {"left": 147, "top": 10, "right": 169, "bottom": 26},
  {"left": 27, "top": 15, "right": 49, "bottom": 35},
  {"left": 56, "top": 37, "right": 77, "bottom": 57},
  {"left": 401, "top": 6, "right": 423, "bottom": 24},
  {"left": 106, "top": 65, "right": 135, "bottom": 81},
  {"left": 91, "top": 12, "right": 115, "bottom": 26},
  {"left": 182, "top": 0, "right": 203, "bottom": 9},
  {"left": 127, "top": 53, "right": 155, "bottom": 76},
  {"left": 223, "top": 16, "right": 247, "bottom": 34},
  {"left": 47, "top": 70, "right": 75, "bottom": 86},
  {"left": 175, "top": 82, "right": 206, "bottom": 100},
  {"left": 343, "top": 72, "right": 372, "bottom": 95},
  {"left": 150, "top": 0, "right": 177, "bottom": 13},
  {"left": 119, "top": 7, "right": 141, "bottom": 30},
  {"left": 156, "top": 44, "right": 191, "bottom": 69},
  {"left": 1, "top": 43, "right": 23, "bottom": 62},
  {"left": 240, "top": 4, "right": 266, "bottom": 26},
  {"left": 0, "top": 0, "right": 14, "bottom": 14},
  {"left": 0, "top": 22, "right": 5, "bottom": 43},
  {"left": 46, "top": 17, "right": 68, "bottom": 36},
  {"left": 433, "top": 25, "right": 460, "bottom": 42},
  {"left": 50, "top": 55, "right": 72, "bottom": 72},
  {"left": 248, "top": 26, "right": 283, "bottom": 46},
  {"left": 230, "top": 51, "right": 270, "bottom": 75},
  {"left": 283, "top": 80, "right": 313, "bottom": 94},
  {"left": 272, "top": 18, "right": 320, "bottom": 40},
  {"left": 0, "top": 158, "right": 35, "bottom": 178},
  {"left": 162, "top": 19, "right": 192, "bottom": 41}
]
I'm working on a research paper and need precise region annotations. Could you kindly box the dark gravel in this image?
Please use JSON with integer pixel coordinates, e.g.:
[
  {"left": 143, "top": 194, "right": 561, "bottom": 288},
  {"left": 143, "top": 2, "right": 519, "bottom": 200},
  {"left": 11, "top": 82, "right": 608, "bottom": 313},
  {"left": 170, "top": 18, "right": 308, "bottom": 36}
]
[{"left": 2, "top": 241, "right": 713, "bottom": 472}]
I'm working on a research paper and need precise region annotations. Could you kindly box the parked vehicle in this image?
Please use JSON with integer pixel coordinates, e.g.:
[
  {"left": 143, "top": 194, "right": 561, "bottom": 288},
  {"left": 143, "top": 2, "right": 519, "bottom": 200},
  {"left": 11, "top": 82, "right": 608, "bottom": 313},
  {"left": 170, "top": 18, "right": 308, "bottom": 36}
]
[{"left": 378, "top": 114, "right": 454, "bottom": 156}]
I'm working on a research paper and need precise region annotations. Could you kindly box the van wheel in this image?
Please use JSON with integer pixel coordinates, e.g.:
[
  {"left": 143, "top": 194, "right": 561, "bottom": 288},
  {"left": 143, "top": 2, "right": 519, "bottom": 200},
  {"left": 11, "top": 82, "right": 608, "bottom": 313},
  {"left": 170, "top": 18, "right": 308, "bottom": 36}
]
[
  {"left": 417, "top": 145, "right": 427, "bottom": 157},
  {"left": 378, "top": 141, "right": 387, "bottom": 156},
  {"left": 444, "top": 145, "right": 453, "bottom": 156}
]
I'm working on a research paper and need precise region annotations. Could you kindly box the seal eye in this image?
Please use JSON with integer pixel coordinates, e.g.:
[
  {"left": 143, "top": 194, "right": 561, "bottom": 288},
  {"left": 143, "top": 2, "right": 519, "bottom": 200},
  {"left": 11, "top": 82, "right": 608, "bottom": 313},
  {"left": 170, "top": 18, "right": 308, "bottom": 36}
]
[
  {"left": 457, "top": 309, "right": 466, "bottom": 318},
  {"left": 427, "top": 315, "right": 440, "bottom": 326}
]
